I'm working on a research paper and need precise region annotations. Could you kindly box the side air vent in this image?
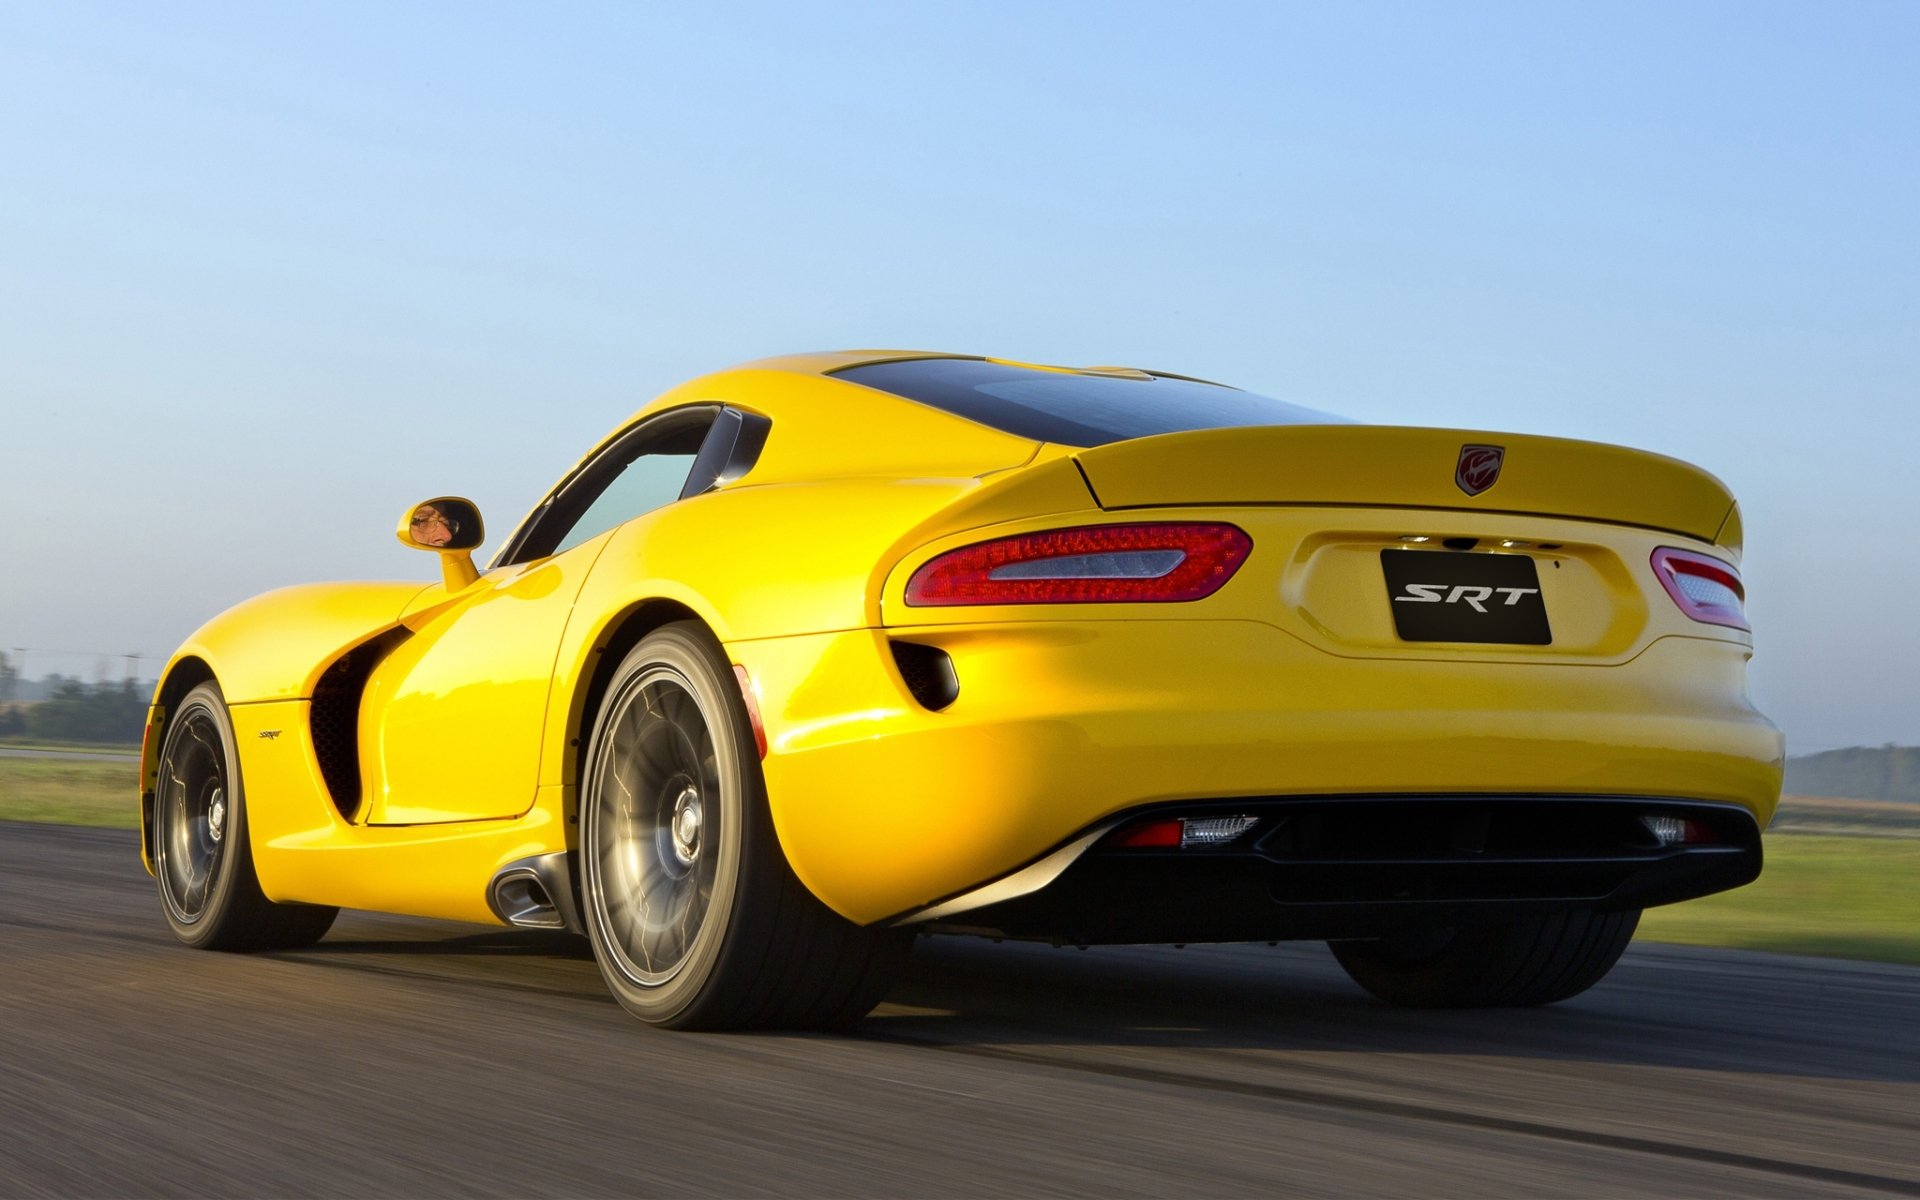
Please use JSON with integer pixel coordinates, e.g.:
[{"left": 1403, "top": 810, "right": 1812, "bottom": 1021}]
[
  {"left": 891, "top": 641, "right": 959, "bottom": 711},
  {"left": 310, "top": 629, "right": 410, "bottom": 819}
]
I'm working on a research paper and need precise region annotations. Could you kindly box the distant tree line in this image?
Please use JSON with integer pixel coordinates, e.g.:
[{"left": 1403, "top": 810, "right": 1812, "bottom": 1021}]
[
  {"left": 1784, "top": 746, "right": 1920, "bottom": 804},
  {"left": 0, "top": 677, "right": 147, "bottom": 745}
]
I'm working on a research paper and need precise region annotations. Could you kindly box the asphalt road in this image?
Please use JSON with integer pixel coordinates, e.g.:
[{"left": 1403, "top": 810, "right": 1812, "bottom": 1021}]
[{"left": 4, "top": 822, "right": 1917, "bottom": 1198}]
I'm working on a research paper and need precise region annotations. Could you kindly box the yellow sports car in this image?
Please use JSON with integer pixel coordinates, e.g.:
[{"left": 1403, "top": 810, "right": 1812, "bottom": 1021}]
[{"left": 141, "top": 351, "right": 1781, "bottom": 1028}]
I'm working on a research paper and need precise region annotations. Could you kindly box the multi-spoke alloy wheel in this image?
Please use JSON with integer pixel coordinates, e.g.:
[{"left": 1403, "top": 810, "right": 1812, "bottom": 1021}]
[
  {"left": 155, "top": 704, "right": 231, "bottom": 927},
  {"left": 151, "top": 682, "right": 337, "bottom": 951},
  {"left": 580, "top": 623, "right": 909, "bottom": 1030},
  {"left": 590, "top": 665, "right": 727, "bottom": 988}
]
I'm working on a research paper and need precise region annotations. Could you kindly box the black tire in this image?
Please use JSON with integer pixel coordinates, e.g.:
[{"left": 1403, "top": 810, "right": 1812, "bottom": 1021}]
[
  {"left": 1329, "top": 908, "right": 1639, "bottom": 1008},
  {"left": 579, "top": 622, "right": 908, "bottom": 1030},
  {"left": 152, "top": 682, "right": 338, "bottom": 951}
]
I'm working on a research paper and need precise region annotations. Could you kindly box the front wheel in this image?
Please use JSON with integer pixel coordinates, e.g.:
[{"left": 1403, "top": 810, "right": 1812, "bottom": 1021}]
[
  {"left": 1329, "top": 908, "right": 1639, "bottom": 1008},
  {"left": 152, "top": 682, "right": 337, "bottom": 951},
  {"left": 579, "top": 623, "right": 908, "bottom": 1030}
]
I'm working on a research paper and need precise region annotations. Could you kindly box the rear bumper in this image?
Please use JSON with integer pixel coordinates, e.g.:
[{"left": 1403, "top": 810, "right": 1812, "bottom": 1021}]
[
  {"left": 735, "top": 620, "right": 1783, "bottom": 926},
  {"left": 909, "top": 795, "right": 1762, "bottom": 944}
]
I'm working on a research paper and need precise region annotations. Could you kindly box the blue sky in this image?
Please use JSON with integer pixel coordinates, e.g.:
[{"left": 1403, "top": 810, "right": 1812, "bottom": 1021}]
[{"left": 2, "top": 1, "right": 1915, "bottom": 750}]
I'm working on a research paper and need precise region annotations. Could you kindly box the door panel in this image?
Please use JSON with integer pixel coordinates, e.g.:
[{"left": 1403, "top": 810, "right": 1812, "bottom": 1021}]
[{"left": 360, "top": 555, "right": 591, "bottom": 824}]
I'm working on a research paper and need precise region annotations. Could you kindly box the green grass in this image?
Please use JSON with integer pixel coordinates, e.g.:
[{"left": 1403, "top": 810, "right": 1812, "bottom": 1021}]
[
  {"left": 0, "top": 757, "right": 140, "bottom": 828},
  {"left": 1639, "top": 833, "right": 1920, "bottom": 965}
]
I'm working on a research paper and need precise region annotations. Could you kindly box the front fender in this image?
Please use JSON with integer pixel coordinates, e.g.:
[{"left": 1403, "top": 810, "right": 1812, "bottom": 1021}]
[
  {"left": 158, "top": 581, "right": 434, "bottom": 705},
  {"left": 140, "top": 580, "right": 433, "bottom": 873}
]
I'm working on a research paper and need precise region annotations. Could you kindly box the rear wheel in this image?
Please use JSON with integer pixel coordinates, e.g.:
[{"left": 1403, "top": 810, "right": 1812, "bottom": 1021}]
[
  {"left": 1329, "top": 908, "right": 1639, "bottom": 1008},
  {"left": 152, "top": 682, "right": 337, "bottom": 951},
  {"left": 580, "top": 622, "right": 908, "bottom": 1030}
]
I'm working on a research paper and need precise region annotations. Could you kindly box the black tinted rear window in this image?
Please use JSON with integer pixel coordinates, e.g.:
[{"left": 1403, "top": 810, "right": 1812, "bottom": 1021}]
[{"left": 833, "top": 357, "right": 1347, "bottom": 447}]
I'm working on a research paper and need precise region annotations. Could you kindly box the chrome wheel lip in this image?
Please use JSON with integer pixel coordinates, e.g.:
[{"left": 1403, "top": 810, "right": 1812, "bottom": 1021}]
[
  {"left": 155, "top": 704, "right": 229, "bottom": 926},
  {"left": 585, "top": 663, "right": 729, "bottom": 991}
]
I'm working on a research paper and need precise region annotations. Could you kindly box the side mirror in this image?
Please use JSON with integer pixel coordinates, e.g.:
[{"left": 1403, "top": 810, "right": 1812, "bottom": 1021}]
[{"left": 397, "top": 497, "right": 485, "bottom": 590}]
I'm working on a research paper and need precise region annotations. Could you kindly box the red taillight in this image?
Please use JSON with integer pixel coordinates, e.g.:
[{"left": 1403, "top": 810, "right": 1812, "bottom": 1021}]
[
  {"left": 1106, "top": 819, "right": 1184, "bottom": 848},
  {"left": 1651, "top": 547, "right": 1748, "bottom": 631},
  {"left": 904, "top": 522, "right": 1253, "bottom": 607}
]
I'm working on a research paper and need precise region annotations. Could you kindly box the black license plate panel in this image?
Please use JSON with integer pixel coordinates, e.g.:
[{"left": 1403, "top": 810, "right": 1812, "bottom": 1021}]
[{"left": 1381, "top": 550, "right": 1552, "bottom": 645}]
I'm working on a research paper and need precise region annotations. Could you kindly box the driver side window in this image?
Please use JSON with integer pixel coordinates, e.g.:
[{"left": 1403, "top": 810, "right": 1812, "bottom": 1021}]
[
  {"left": 551, "top": 444, "right": 699, "bottom": 556},
  {"left": 506, "top": 407, "right": 718, "bottom": 563}
]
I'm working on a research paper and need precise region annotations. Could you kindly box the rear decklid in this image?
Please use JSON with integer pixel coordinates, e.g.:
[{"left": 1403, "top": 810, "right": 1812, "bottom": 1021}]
[{"left": 1073, "top": 426, "right": 1736, "bottom": 546}]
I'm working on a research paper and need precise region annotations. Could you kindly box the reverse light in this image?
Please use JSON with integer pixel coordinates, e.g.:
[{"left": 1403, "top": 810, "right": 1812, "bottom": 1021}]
[
  {"left": 1178, "top": 815, "right": 1261, "bottom": 846},
  {"left": 1105, "top": 814, "right": 1260, "bottom": 849},
  {"left": 905, "top": 523, "right": 1253, "bottom": 606},
  {"left": 1651, "top": 548, "right": 1748, "bottom": 631},
  {"left": 1642, "top": 814, "right": 1717, "bottom": 846}
]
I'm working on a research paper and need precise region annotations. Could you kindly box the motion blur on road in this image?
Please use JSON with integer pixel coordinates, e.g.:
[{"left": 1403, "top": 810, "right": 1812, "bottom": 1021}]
[{"left": 3, "top": 823, "right": 1915, "bottom": 1198}]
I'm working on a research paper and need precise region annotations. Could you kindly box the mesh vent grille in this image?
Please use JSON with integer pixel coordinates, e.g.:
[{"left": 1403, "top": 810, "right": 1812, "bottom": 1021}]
[
  {"left": 310, "top": 631, "right": 408, "bottom": 818},
  {"left": 891, "top": 641, "right": 958, "bottom": 711}
]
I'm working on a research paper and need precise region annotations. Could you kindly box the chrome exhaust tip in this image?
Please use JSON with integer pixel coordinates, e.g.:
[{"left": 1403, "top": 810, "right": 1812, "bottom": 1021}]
[{"left": 485, "top": 852, "right": 583, "bottom": 933}]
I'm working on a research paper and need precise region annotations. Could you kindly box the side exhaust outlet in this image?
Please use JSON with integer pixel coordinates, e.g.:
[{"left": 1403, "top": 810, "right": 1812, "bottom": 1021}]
[{"left": 486, "top": 852, "right": 584, "bottom": 933}]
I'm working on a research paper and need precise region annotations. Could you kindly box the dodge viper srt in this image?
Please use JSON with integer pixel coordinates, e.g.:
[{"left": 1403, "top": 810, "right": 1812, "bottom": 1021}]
[{"left": 141, "top": 351, "right": 1782, "bottom": 1028}]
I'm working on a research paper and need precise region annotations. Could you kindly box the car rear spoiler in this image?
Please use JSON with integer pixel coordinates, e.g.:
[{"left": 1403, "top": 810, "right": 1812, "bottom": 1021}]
[{"left": 1071, "top": 425, "right": 1739, "bottom": 547}]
